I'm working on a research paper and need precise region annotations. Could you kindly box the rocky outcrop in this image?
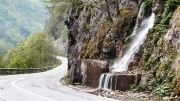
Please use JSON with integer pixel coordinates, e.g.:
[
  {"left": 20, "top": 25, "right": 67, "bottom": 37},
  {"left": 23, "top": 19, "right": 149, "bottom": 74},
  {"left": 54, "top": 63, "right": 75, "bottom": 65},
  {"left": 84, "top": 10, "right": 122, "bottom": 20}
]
[
  {"left": 54, "top": 39, "right": 67, "bottom": 56},
  {"left": 164, "top": 7, "right": 180, "bottom": 52},
  {"left": 171, "top": 57, "right": 180, "bottom": 76},
  {"left": 70, "top": 59, "right": 109, "bottom": 88},
  {"left": 65, "top": 0, "right": 141, "bottom": 84},
  {"left": 64, "top": 0, "right": 169, "bottom": 92},
  {"left": 167, "top": 8, "right": 180, "bottom": 95},
  {"left": 171, "top": 56, "right": 180, "bottom": 96}
]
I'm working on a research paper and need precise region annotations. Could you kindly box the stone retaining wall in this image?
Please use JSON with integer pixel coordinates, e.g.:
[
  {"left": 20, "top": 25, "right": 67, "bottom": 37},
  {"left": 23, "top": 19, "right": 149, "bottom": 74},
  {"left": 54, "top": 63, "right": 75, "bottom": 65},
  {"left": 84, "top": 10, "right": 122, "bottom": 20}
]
[
  {"left": 112, "top": 74, "right": 136, "bottom": 91},
  {"left": 70, "top": 59, "right": 109, "bottom": 88}
]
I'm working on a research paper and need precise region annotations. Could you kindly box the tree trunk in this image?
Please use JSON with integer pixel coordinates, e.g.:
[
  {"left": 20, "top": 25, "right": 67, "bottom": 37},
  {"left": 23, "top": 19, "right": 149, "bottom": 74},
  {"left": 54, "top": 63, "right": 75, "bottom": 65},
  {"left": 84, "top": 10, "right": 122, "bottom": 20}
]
[{"left": 105, "top": 0, "right": 113, "bottom": 21}]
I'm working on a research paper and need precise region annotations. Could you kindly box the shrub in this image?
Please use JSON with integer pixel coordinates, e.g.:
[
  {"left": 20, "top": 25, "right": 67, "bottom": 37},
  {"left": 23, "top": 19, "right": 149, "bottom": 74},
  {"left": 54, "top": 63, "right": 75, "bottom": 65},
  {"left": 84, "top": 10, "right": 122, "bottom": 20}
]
[
  {"left": 132, "top": 84, "right": 147, "bottom": 92},
  {"left": 124, "top": 35, "right": 132, "bottom": 44},
  {"left": 153, "top": 83, "right": 174, "bottom": 97},
  {"left": 143, "top": 0, "right": 152, "bottom": 11}
]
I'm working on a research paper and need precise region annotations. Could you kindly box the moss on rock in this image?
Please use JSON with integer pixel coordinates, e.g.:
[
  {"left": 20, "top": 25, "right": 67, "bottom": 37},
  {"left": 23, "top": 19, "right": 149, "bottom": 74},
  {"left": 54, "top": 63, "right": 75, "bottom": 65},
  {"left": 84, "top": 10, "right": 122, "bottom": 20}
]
[{"left": 79, "top": 5, "right": 137, "bottom": 61}]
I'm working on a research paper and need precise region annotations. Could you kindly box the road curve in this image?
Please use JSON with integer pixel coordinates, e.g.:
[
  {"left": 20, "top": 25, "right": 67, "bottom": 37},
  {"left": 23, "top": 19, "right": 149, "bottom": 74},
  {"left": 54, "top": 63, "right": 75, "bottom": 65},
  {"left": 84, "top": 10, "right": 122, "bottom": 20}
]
[{"left": 0, "top": 57, "right": 119, "bottom": 101}]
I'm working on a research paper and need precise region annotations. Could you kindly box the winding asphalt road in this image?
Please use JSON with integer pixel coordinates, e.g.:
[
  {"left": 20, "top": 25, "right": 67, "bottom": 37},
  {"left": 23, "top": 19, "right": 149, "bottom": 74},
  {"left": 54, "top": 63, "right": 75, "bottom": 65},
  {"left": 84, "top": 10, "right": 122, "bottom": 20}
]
[{"left": 0, "top": 57, "right": 119, "bottom": 101}]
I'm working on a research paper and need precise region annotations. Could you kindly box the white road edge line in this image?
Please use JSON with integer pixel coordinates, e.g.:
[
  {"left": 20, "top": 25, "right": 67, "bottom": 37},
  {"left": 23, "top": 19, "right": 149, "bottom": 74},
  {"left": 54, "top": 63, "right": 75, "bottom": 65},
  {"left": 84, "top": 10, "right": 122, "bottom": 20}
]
[{"left": 12, "top": 78, "right": 56, "bottom": 101}]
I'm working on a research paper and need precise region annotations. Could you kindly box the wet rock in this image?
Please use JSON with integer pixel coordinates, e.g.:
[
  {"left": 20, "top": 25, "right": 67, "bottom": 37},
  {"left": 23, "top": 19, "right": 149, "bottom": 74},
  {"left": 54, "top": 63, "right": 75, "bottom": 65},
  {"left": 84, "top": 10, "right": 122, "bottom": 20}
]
[{"left": 70, "top": 59, "right": 109, "bottom": 88}]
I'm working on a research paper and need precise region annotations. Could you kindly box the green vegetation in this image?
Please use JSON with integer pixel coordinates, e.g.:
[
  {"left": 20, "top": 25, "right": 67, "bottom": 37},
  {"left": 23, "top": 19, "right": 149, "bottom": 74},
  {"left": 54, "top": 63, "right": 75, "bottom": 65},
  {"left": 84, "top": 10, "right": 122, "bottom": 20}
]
[
  {"left": 132, "top": 0, "right": 180, "bottom": 98},
  {"left": 143, "top": 0, "right": 152, "bottom": 11},
  {"left": 124, "top": 35, "right": 132, "bottom": 44},
  {"left": 43, "top": 0, "right": 82, "bottom": 12},
  {"left": 0, "top": 32, "right": 58, "bottom": 68},
  {"left": 61, "top": 71, "right": 70, "bottom": 84},
  {"left": 161, "top": 0, "right": 179, "bottom": 25},
  {"left": 0, "top": 0, "right": 47, "bottom": 54},
  {"left": 132, "top": 71, "right": 174, "bottom": 97}
]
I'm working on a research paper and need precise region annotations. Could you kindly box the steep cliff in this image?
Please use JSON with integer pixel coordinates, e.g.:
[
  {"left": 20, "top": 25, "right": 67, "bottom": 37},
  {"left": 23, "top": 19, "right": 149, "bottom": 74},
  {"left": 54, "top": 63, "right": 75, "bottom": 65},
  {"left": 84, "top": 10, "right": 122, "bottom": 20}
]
[
  {"left": 65, "top": 0, "right": 180, "bottom": 98},
  {"left": 65, "top": 0, "right": 141, "bottom": 69}
]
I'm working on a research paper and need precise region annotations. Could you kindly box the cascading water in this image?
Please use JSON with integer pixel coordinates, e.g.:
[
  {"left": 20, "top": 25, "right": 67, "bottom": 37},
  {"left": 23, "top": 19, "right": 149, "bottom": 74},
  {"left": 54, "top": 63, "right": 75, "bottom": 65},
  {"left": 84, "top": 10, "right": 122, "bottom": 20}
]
[
  {"left": 131, "top": 3, "right": 144, "bottom": 37},
  {"left": 98, "top": 73, "right": 113, "bottom": 90},
  {"left": 112, "top": 12, "right": 155, "bottom": 72},
  {"left": 98, "top": 11, "right": 155, "bottom": 90}
]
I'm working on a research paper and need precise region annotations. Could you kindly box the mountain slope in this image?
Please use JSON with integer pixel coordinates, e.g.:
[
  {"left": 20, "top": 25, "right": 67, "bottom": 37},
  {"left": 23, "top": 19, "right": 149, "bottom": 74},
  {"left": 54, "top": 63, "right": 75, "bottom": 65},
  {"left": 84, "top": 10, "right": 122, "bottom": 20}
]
[{"left": 0, "top": 0, "right": 47, "bottom": 54}]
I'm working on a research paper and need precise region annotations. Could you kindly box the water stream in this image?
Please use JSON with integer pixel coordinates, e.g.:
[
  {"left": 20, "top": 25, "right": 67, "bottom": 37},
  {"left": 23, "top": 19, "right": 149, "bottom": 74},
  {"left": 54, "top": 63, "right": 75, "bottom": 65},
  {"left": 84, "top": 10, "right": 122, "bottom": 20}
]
[
  {"left": 98, "top": 73, "right": 113, "bottom": 90},
  {"left": 98, "top": 11, "right": 155, "bottom": 90},
  {"left": 131, "top": 3, "right": 144, "bottom": 37},
  {"left": 112, "top": 13, "right": 155, "bottom": 72}
]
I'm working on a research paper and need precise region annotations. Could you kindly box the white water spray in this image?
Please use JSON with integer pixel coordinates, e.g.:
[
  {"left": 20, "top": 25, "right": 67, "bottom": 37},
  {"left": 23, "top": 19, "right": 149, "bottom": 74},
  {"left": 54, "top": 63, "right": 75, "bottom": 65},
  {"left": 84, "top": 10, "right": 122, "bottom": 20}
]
[
  {"left": 98, "top": 12, "right": 155, "bottom": 90},
  {"left": 98, "top": 73, "right": 113, "bottom": 90},
  {"left": 131, "top": 3, "right": 144, "bottom": 37},
  {"left": 112, "top": 13, "right": 155, "bottom": 72}
]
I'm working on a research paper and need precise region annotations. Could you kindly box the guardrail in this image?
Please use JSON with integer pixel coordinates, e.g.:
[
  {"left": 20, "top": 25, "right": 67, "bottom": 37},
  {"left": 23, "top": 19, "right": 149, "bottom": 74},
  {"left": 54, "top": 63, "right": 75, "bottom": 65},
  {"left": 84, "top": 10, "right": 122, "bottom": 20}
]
[{"left": 0, "top": 66, "right": 52, "bottom": 75}]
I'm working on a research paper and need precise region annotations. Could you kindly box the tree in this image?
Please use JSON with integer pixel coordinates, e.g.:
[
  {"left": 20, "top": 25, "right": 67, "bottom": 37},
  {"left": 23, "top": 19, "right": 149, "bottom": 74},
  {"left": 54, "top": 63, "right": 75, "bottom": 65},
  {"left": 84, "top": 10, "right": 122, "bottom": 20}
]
[
  {"left": 24, "top": 32, "right": 58, "bottom": 67},
  {"left": 1, "top": 32, "right": 58, "bottom": 68},
  {"left": 43, "top": 0, "right": 71, "bottom": 13},
  {"left": 0, "top": 55, "right": 4, "bottom": 68},
  {"left": 0, "top": 0, "right": 47, "bottom": 54},
  {"left": 8, "top": 55, "right": 27, "bottom": 68}
]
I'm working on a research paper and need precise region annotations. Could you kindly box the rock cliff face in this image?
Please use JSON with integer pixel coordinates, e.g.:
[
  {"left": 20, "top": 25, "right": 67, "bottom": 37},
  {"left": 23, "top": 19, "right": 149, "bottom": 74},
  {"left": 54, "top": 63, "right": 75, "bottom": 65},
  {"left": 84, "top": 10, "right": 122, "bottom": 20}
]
[
  {"left": 165, "top": 7, "right": 180, "bottom": 52},
  {"left": 65, "top": 0, "right": 143, "bottom": 85},
  {"left": 65, "top": 0, "right": 141, "bottom": 78},
  {"left": 53, "top": 39, "right": 67, "bottom": 56},
  {"left": 65, "top": 0, "right": 180, "bottom": 97},
  {"left": 165, "top": 7, "right": 180, "bottom": 95}
]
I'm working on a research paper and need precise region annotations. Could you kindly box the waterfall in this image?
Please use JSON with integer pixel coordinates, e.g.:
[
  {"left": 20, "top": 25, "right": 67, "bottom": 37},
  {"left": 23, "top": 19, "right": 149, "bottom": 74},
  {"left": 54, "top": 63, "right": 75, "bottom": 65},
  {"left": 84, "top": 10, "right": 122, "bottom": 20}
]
[
  {"left": 112, "top": 13, "right": 155, "bottom": 72},
  {"left": 98, "top": 73, "right": 113, "bottom": 90},
  {"left": 98, "top": 12, "right": 155, "bottom": 90},
  {"left": 131, "top": 3, "right": 144, "bottom": 37}
]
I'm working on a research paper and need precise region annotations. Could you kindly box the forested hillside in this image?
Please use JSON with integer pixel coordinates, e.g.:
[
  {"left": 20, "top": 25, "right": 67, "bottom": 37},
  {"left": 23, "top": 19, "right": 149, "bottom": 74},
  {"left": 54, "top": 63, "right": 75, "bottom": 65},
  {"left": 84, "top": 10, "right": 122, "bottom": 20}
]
[
  {"left": 0, "top": 0, "right": 47, "bottom": 54},
  {"left": 0, "top": 32, "right": 58, "bottom": 68}
]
